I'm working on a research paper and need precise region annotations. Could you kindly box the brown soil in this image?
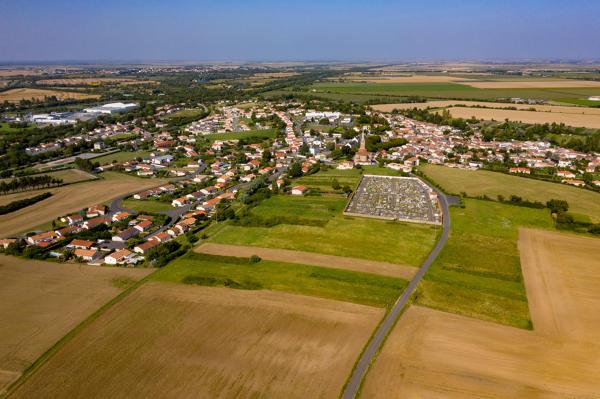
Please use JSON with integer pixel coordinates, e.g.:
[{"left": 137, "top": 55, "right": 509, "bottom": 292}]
[{"left": 361, "top": 229, "right": 600, "bottom": 398}]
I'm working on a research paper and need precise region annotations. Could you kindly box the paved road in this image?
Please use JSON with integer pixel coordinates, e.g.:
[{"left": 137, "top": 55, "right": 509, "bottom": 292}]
[{"left": 341, "top": 187, "right": 451, "bottom": 399}]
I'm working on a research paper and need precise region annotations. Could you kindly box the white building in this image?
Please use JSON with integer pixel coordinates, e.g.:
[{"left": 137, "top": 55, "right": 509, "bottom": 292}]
[{"left": 84, "top": 102, "right": 138, "bottom": 114}]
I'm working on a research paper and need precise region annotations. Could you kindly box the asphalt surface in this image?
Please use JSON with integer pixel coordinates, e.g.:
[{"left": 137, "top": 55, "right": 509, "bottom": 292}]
[{"left": 341, "top": 186, "right": 451, "bottom": 399}]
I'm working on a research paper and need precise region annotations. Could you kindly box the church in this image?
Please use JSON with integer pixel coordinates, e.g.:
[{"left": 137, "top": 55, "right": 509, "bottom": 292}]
[{"left": 354, "top": 132, "right": 374, "bottom": 165}]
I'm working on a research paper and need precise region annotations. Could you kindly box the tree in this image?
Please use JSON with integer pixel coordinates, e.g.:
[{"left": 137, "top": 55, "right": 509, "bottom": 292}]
[
  {"left": 299, "top": 142, "right": 310, "bottom": 156},
  {"left": 546, "top": 199, "right": 569, "bottom": 213},
  {"left": 288, "top": 161, "right": 303, "bottom": 178},
  {"left": 342, "top": 185, "right": 352, "bottom": 195},
  {"left": 331, "top": 178, "right": 341, "bottom": 190}
]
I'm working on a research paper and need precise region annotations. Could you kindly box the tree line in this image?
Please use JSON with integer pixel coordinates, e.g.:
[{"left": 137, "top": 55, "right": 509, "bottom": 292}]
[{"left": 0, "top": 175, "right": 63, "bottom": 194}]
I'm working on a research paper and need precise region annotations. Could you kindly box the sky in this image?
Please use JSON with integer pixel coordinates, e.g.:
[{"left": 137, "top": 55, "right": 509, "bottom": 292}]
[{"left": 1, "top": 0, "right": 599, "bottom": 63}]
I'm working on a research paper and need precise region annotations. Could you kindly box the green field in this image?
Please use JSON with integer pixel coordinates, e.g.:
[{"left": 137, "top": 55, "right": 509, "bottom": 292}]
[
  {"left": 0, "top": 122, "right": 35, "bottom": 133},
  {"left": 208, "top": 194, "right": 439, "bottom": 266},
  {"left": 152, "top": 252, "right": 407, "bottom": 308},
  {"left": 91, "top": 150, "right": 150, "bottom": 165},
  {"left": 164, "top": 107, "right": 207, "bottom": 119},
  {"left": 420, "top": 164, "right": 600, "bottom": 222},
  {"left": 121, "top": 198, "right": 172, "bottom": 213},
  {"left": 416, "top": 199, "right": 554, "bottom": 329},
  {"left": 204, "top": 128, "right": 277, "bottom": 142},
  {"left": 310, "top": 82, "right": 600, "bottom": 102},
  {"left": 296, "top": 166, "right": 401, "bottom": 193}
]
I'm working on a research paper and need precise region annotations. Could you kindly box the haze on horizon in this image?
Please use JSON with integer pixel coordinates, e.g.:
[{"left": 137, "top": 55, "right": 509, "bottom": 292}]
[{"left": 1, "top": 0, "right": 599, "bottom": 63}]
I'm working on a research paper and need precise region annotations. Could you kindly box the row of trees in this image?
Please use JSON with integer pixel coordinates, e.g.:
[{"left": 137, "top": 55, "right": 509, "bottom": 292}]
[{"left": 0, "top": 175, "right": 63, "bottom": 194}]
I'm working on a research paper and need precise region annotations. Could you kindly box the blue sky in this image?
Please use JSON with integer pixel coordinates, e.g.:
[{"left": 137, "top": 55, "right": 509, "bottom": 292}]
[{"left": 1, "top": 0, "right": 599, "bottom": 62}]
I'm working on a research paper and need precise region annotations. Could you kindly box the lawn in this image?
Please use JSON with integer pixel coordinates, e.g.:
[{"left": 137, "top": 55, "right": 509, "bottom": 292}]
[
  {"left": 0, "top": 168, "right": 96, "bottom": 185},
  {"left": 208, "top": 194, "right": 439, "bottom": 266},
  {"left": 415, "top": 199, "right": 554, "bottom": 328},
  {"left": 0, "top": 122, "right": 35, "bottom": 133},
  {"left": 153, "top": 252, "right": 407, "bottom": 309},
  {"left": 121, "top": 198, "right": 172, "bottom": 213},
  {"left": 204, "top": 128, "right": 278, "bottom": 142},
  {"left": 296, "top": 168, "right": 362, "bottom": 193},
  {"left": 420, "top": 164, "right": 600, "bottom": 222},
  {"left": 91, "top": 150, "right": 150, "bottom": 165}
]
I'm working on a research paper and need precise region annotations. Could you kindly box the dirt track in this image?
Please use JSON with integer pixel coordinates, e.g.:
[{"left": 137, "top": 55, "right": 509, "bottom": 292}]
[
  {"left": 10, "top": 282, "right": 383, "bottom": 399},
  {"left": 361, "top": 229, "right": 600, "bottom": 398},
  {"left": 195, "top": 242, "right": 417, "bottom": 279},
  {"left": 0, "top": 256, "right": 151, "bottom": 394}
]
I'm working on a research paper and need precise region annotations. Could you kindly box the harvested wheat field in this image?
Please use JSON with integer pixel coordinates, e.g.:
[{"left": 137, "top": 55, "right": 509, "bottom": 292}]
[
  {"left": 36, "top": 78, "right": 157, "bottom": 86},
  {"left": 0, "top": 256, "right": 151, "bottom": 394},
  {"left": 0, "top": 88, "right": 99, "bottom": 103},
  {"left": 361, "top": 229, "right": 600, "bottom": 398},
  {"left": 462, "top": 80, "right": 600, "bottom": 88},
  {"left": 446, "top": 106, "right": 600, "bottom": 128},
  {"left": 342, "top": 74, "right": 469, "bottom": 83},
  {"left": 11, "top": 282, "right": 383, "bottom": 399},
  {"left": 373, "top": 100, "right": 600, "bottom": 114},
  {"left": 0, "top": 172, "right": 167, "bottom": 237},
  {"left": 196, "top": 242, "right": 417, "bottom": 279}
]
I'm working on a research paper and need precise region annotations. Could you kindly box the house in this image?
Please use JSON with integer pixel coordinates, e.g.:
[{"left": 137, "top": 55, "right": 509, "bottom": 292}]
[
  {"left": 83, "top": 216, "right": 111, "bottom": 230},
  {"left": 0, "top": 238, "right": 16, "bottom": 249},
  {"left": 291, "top": 185, "right": 307, "bottom": 196},
  {"left": 134, "top": 220, "right": 153, "bottom": 232},
  {"left": 200, "top": 186, "right": 218, "bottom": 196},
  {"left": 133, "top": 240, "right": 160, "bottom": 254},
  {"left": 86, "top": 204, "right": 107, "bottom": 218},
  {"left": 55, "top": 225, "right": 80, "bottom": 237},
  {"left": 167, "top": 218, "right": 196, "bottom": 236},
  {"left": 172, "top": 196, "right": 190, "bottom": 207},
  {"left": 66, "top": 239, "right": 94, "bottom": 250},
  {"left": 240, "top": 173, "right": 256, "bottom": 183},
  {"left": 563, "top": 179, "right": 585, "bottom": 187},
  {"left": 74, "top": 249, "right": 102, "bottom": 262},
  {"left": 112, "top": 211, "right": 131, "bottom": 222},
  {"left": 509, "top": 167, "right": 531, "bottom": 174},
  {"left": 27, "top": 231, "right": 59, "bottom": 246},
  {"left": 104, "top": 249, "right": 134, "bottom": 265},
  {"left": 557, "top": 170, "right": 576, "bottom": 179},
  {"left": 337, "top": 160, "right": 354, "bottom": 170},
  {"left": 112, "top": 227, "right": 140, "bottom": 242},
  {"left": 62, "top": 213, "right": 83, "bottom": 225},
  {"left": 148, "top": 232, "right": 171, "bottom": 243},
  {"left": 197, "top": 197, "right": 221, "bottom": 212},
  {"left": 593, "top": 180, "right": 600, "bottom": 187}
]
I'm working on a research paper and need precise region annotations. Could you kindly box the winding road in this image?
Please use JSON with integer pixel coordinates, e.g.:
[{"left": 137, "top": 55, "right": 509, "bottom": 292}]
[{"left": 341, "top": 186, "right": 452, "bottom": 399}]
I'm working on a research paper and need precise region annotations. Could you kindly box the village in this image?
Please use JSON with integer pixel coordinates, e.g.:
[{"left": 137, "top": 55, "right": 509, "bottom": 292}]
[{"left": 3, "top": 98, "right": 600, "bottom": 266}]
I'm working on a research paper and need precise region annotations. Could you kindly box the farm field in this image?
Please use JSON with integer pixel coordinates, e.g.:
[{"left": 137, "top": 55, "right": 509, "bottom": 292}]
[
  {"left": 0, "top": 88, "right": 99, "bottom": 103},
  {"left": 421, "top": 164, "right": 600, "bottom": 222},
  {"left": 91, "top": 150, "right": 150, "bottom": 165},
  {"left": 0, "top": 255, "right": 151, "bottom": 394},
  {"left": 0, "top": 122, "right": 35, "bottom": 134},
  {"left": 362, "top": 229, "right": 600, "bottom": 398},
  {"left": 373, "top": 100, "right": 600, "bottom": 114},
  {"left": 446, "top": 106, "right": 600, "bottom": 128},
  {"left": 208, "top": 195, "right": 439, "bottom": 266},
  {"left": 310, "top": 82, "right": 600, "bottom": 102},
  {"left": 0, "top": 169, "right": 97, "bottom": 187},
  {"left": 416, "top": 199, "right": 554, "bottom": 328},
  {"left": 155, "top": 252, "right": 407, "bottom": 308},
  {"left": 0, "top": 172, "right": 167, "bottom": 237},
  {"left": 10, "top": 282, "right": 384, "bottom": 399},
  {"left": 195, "top": 243, "right": 417, "bottom": 279},
  {"left": 36, "top": 78, "right": 157, "bottom": 86},
  {"left": 121, "top": 198, "right": 172, "bottom": 213},
  {"left": 203, "top": 128, "right": 278, "bottom": 142}
]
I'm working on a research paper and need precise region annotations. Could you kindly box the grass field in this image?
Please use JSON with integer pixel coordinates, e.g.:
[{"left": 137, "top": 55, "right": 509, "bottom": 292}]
[
  {"left": 121, "top": 198, "right": 172, "bottom": 213},
  {"left": 91, "top": 150, "right": 150, "bottom": 165},
  {"left": 0, "top": 122, "right": 35, "bottom": 134},
  {"left": 10, "top": 282, "right": 383, "bottom": 399},
  {"left": 208, "top": 194, "right": 439, "bottom": 266},
  {"left": 362, "top": 229, "right": 600, "bottom": 398},
  {"left": 154, "top": 252, "right": 407, "bottom": 308},
  {"left": 295, "top": 166, "right": 400, "bottom": 193},
  {"left": 0, "top": 88, "right": 99, "bottom": 103},
  {"left": 310, "top": 82, "right": 600, "bottom": 102},
  {"left": 421, "top": 164, "right": 600, "bottom": 222},
  {"left": 203, "top": 128, "right": 278, "bottom": 142},
  {"left": 0, "top": 172, "right": 167, "bottom": 237},
  {"left": 415, "top": 199, "right": 554, "bottom": 328},
  {"left": 0, "top": 255, "right": 151, "bottom": 394}
]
